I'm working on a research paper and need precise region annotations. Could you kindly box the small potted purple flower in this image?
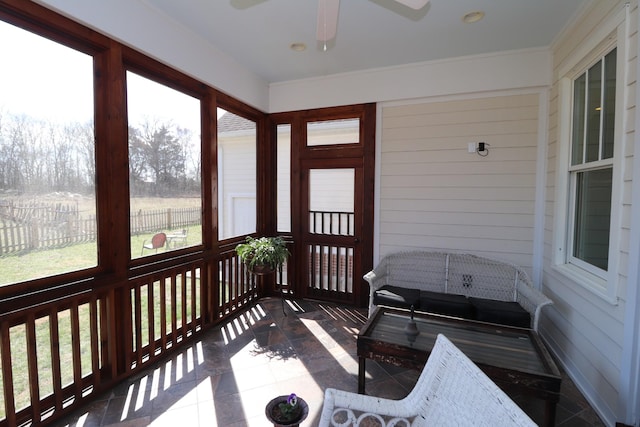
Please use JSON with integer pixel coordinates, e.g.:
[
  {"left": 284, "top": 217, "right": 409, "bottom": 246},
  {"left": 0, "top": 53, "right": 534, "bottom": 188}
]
[{"left": 265, "top": 393, "right": 308, "bottom": 426}]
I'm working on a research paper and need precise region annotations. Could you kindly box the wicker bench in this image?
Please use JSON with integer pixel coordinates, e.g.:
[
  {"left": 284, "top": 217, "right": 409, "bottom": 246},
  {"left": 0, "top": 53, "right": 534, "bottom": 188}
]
[{"left": 365, "top": 251, "right": 552, "bottom": 331}]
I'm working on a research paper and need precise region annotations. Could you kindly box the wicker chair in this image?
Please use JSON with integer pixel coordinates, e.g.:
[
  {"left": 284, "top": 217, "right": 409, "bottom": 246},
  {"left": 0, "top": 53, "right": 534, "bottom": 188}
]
[{"left": 318, "top": 334, "right": 537, "bottom": 427}]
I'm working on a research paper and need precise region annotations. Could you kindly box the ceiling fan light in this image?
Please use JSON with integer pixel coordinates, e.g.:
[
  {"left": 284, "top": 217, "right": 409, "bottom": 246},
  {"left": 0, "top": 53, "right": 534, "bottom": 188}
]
[{"left": 394, "top": 0, "right": 430, "bottom": 10}]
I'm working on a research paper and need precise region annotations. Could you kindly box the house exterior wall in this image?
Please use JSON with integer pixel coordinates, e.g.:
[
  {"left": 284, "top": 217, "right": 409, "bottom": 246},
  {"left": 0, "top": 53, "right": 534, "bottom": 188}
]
[
  {"left": 378, "top": 93, "right": 540, "bottom": 274},
  {"left": 543, "top": 1, "right": 637, "bottom": 425},
  {"left": 218, "top": 133, "right": 257, "bottom": 240}
]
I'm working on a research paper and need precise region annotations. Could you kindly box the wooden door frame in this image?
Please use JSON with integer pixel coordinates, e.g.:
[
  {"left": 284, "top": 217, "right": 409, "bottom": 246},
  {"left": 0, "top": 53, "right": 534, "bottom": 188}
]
[{"left": 269, "top": 103, "right": 375, "bottom": 307}]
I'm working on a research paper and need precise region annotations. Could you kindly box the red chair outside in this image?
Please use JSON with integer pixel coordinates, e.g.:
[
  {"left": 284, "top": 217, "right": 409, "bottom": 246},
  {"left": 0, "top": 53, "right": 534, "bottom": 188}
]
[{"left": 141, "top": 232, "right": 167, "bottom": 255}]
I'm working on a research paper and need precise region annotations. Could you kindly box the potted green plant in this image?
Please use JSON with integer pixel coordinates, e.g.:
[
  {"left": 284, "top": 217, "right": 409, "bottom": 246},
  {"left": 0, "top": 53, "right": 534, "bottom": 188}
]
[
  {"left": 265, "top": 393, "right": 308, "bottom": 427},
  {"left": 235, "top": 236, "right": 290, "bottom": 275}
]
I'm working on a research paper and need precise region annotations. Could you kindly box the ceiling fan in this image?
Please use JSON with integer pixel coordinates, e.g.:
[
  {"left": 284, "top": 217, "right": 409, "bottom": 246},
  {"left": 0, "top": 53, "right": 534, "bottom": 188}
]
[
  {"left": 316, "top": 0, "right": 430, "bottom": 43},
  {"left": 231, "top": 0, "right": 430, "bottom": 48}
]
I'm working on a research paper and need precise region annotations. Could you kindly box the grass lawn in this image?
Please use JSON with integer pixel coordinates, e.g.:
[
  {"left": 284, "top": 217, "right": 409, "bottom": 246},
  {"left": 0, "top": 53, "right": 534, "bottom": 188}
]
[{"left": 0, "top": 225, "right": 202, "bottom": 286}]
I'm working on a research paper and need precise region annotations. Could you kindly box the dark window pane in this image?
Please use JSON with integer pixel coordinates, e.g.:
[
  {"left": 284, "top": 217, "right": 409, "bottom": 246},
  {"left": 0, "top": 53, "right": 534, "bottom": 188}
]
[
  {"left": 586, "top": 61, "right": 602, "bottom": 163},
  {"left": 571, "top": 74, "right": 586, "bottom": 166},
  {"left": 573, "top": 168, "right": 612, "bottom": 271},
  {"left": 602, "top": 49, "right": 616, "bottom": 159}
]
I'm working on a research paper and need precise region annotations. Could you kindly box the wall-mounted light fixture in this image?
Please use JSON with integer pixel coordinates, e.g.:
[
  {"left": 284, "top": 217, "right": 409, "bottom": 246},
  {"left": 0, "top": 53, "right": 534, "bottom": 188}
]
[{"left": 467, "top": 142, "right": 490, "bottom": 157}]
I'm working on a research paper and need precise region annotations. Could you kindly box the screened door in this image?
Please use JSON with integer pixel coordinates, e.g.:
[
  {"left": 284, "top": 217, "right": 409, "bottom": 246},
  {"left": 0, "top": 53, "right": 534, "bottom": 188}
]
[{"left": 301, "top": 164, "right": 363, "bottom": 303}]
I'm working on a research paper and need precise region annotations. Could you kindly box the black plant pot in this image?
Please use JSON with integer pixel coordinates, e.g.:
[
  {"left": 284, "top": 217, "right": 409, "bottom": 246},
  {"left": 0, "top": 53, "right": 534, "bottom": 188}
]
[
  {"left": 248, "top": 263, "right": 275, "bottom": 275},
  {"left": 265, "top": 395, "right": 309, "bottom": 427}
]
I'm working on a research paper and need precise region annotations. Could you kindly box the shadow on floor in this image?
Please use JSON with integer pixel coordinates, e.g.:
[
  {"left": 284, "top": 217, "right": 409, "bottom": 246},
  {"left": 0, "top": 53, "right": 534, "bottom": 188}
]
[{"left": 52, "top": 298, "right": 604, "bottom": 427}]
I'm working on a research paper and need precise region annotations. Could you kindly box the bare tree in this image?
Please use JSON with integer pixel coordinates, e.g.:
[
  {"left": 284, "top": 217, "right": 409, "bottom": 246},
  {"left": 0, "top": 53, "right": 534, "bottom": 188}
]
[{"left": 129, "top": 118, "right": 188, "bottom": 197}]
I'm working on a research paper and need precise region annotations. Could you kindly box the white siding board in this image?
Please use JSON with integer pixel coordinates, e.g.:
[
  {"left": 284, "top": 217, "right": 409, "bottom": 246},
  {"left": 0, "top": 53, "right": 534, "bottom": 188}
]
[
  {"left": 381, "top": 149, "right": 538, "bottom": 165},
  {"left": 380, "top": 211, "right": 534, "bottom": 228},
  {"left": 383, "top": 106, "right": 540, "bottom": 128},
  {"left": 382, "top": 120, "right": 538, "bottom": 140},
  {"left": 381, "top": 199, "right": 535, "bottom": 215},
  {"left": 381, "top": 174, "right": 535, "bottom": 189},
  {"left": 380, "top": 187, "right": 535, "bottom": 202},
  {"left": 382, "top": 161, "right": 536, "bottom": 176},
  {"left": 384, "top": 95, "right": 539, "bottom": 117}
]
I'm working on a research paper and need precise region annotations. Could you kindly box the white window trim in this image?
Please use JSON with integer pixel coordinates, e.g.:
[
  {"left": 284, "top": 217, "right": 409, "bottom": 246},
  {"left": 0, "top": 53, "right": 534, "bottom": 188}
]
[{"left": 552, "top": 11, "right": 626, "bottom": 305}]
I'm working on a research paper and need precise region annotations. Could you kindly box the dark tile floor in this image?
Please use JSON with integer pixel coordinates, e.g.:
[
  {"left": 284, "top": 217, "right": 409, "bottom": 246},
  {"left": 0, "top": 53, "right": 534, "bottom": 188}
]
[{"left": 52, "top": 298, "right": 605, "bottom": 426}]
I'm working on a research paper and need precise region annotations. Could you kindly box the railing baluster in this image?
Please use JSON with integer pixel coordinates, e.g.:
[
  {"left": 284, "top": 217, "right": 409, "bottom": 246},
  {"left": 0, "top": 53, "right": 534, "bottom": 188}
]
[
  {"left": 181, "top": 271, "right": 188, "bottom": 339},
  {"left": 26, "top": 313, "right": 41, "bottom": 424},
  {"left": 160, "top": 278, "right": 167, "bottom": 351},
  {"left": 89, "top": 296, "right": 100, "bottom": 385},
  {"left": 70, "top": 302, "right": 82, "bottom": 399},
  {"left": 190, "top": 268, "right": 197, "bottom": 329},
  {"left": 49, "top": 308, "right": 62, "bottom": 412},
  {"left": 133, "top": 286, "right": 142, "bottom": 367},
  {"left": 1, "top": 320, "right": 16, "bottom": 426},
  {"left": 147, "top": 283, "right": 155, "bottom": 357},
  {"left": 171, "top": 275, "right": 178, "bottom": 347}
]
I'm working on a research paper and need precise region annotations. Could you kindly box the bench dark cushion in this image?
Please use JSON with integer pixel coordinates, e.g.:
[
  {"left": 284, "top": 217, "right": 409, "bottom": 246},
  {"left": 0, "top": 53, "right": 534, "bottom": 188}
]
[
  {"left": 469, "top": 297, "right": 531, "bottom": 328},
  {"left": 373, "top": 285, "right": 420, "bottom": 309},
  {"left": 419, "top": 290, "right": 474, "bottom": 319}
]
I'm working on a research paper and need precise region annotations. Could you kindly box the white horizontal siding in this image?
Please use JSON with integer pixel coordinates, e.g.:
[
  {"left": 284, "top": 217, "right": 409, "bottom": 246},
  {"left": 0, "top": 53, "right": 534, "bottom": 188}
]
[{"left": 378, "top": 93, "right": 539, "bottom": 272}]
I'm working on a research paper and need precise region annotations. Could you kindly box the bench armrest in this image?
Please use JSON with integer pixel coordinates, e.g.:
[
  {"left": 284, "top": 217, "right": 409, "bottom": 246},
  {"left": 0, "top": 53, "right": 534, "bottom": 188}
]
[{"left": 516, "top": 281, "right": 553, "bottom": 331}]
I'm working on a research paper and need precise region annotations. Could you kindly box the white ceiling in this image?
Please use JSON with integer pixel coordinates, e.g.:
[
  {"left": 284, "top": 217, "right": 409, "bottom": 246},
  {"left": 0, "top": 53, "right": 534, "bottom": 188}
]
[{"left": 143, "top": 0, "right": 588, "bottom": 84}]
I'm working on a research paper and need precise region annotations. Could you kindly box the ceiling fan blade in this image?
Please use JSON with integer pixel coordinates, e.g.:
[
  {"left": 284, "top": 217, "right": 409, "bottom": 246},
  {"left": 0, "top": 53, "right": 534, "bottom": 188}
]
[
  {"left": 394, "top": 0, "right": 430, "bottom": 10},
  {"left": 316, "top": 0, "right": 340, "bottom": 42}
]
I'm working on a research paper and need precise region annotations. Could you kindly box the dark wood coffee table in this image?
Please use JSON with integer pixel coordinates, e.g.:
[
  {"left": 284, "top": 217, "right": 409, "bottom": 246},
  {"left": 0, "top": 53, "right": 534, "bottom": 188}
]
[{"left": 358, "top": 307, "right": 561, "bottom": 427}]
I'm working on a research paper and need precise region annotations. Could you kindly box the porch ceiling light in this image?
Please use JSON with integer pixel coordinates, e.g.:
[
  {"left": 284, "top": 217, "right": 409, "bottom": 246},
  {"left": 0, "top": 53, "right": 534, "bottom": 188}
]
[
  {"left": 290, "top": 42, "right": 307, "bottom": 52},
  {"left": 462, "top": 11, "right": 485, "bottom": 24}
]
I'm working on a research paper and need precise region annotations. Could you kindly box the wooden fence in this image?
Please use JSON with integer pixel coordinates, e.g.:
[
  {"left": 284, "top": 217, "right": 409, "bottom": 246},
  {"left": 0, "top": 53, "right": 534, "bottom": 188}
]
[
  {"left": 131, "top": 207, "right": 201, "bottom": 235},
  {"left": 0, "top": 203, "right": 201, "bottom": 256},
  {"left": 0, "top": 217, "right": 97, "bottom": 255}
]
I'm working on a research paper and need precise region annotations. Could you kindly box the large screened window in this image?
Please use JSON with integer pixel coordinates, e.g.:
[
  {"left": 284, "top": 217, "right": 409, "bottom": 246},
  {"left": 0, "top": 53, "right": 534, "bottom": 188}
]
[
  {"left": 568, "top": 48, "right": 616, "bottom": 275},
  {"left": 0, "top": 21, "right": 97, "bottom": 285},
  {"left": 127, "top": 72, "right": 202, "bottom": 258},
  {"left": 217, "top": 109, "right": 257, "bottom": 240}
]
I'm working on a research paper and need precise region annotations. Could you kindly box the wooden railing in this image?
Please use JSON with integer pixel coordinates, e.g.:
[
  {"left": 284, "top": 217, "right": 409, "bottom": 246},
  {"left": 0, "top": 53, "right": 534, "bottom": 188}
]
[
  {"left": 0, "top": 249, "right": 259, "bottom": 426},
  {"left": 309, "top": 210, "right": 354, "bottom": 236},
  {"left": 307, "top": 211, "right": 356, "bottom": 301},
  {"left": 0, "top": 286, "right": 107, "bottom": 426}
]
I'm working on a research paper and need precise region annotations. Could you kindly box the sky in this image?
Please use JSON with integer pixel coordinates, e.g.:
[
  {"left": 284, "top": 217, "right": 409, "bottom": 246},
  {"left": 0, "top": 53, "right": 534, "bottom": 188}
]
[
  {"left": 0, "top": 19, "right": 217, "bottom": 132},
  {"left": 0, "top": 20, "right": 93, "bottom": 123}
]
